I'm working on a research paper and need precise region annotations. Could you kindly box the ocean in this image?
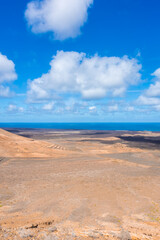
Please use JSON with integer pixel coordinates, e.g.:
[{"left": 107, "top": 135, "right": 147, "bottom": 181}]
[{"left": 0, "top": 122, "right": 160, "bottom": 132}]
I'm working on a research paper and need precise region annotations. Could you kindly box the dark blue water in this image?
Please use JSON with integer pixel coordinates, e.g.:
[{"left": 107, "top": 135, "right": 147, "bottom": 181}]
[{"left": 0, "top": 122, "right": 160, "bottom": 131}]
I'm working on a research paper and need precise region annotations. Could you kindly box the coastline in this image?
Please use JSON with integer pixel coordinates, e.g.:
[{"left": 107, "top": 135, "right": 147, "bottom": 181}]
[{"left": 0, "top": 122, "right": 160, "bottom": 132}]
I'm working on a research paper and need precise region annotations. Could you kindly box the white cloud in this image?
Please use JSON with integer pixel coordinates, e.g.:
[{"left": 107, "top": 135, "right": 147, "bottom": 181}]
[
  {"left": 40, "top": 98, "right": 89, "bottom": 114},
  {"left": 42, "top": 101, "right": 54, "bottom": 110},
  {"left": 8, "top": 104, "right": 24, "bottom": 113},
  {"left": 27, "top": 51, "right": 142, "bottom": 102},
  {"left": 137, "top": 95, "right": 160, "bottom": 111},
  {"left": 152, "top": 68, "right": 160, "bottom": 78},
  {"left": 154, "top": 105, "right": 160, "bottom": 111},
  {"left": 8, "top": 104, "right": 16, "bottom": 111},
  {"left": 137, "top": 95, "right": 160, "bottom": 106},
  {"left": 89, "top": 106, "right": 96, "bottom": 111},
  {"left": 143, "top": 68, "right": 160, "bottom": 97},
  {"left": 0, "top": 86, "right": 13, "bottom": 98},
  {"left": 108, "top": 104, "right": 118, "bottom": 112},
  {"left": 145, "top": 81, "right": 160, "bottom": 97},
  {"left": 0, "top": 53, "right": 17, "bottom": 97},
  {"left": 0, "top": 53, "right": 17, "bottom": 83},
  {"left": 144, "top": 69, "right": 160, "bottom": 97},
  {"left": 137, "top": 68, "right": 160, "bottom": 111},
  {"left": 125, "top": 106, "right": 134, "bottom": 112},
  {"left": 25, "top": 0, "right": 93, "bottom": 40}
]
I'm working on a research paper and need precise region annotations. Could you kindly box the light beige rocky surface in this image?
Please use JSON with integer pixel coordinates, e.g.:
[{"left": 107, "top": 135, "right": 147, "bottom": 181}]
[{"left": 0, "top": 128, "right": 160, "bottom": 239}]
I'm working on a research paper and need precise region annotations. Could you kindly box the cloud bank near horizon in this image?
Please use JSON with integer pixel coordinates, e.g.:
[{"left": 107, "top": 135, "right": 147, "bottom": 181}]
[{"left": 25, "top": 0, "right": 93, "bottom": 40}]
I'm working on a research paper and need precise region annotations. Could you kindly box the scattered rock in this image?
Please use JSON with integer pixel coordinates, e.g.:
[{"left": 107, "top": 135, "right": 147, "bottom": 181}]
[
  {"left": 44, "top": 220, "right": 54, "bottom": 226},
  {"left": 3, "top": 233, "right": 9, "bottom": 238},
  {"left": 29, "top": 223, "right": 38, "bottom": 229},
  {"left": 118, "top": 229, "right": 131, "bottom": 240},
  {"left": 71, "top": 231, "right": 77, "bottom": 237},
  {"left": 87, "top": 230, "right": 99, "bottom": 238},
  {"left": 17, "top": 228, "right": 34, "bottom": 238},
  {"left": 43, "top": 233, "right": 59, "bottom": 240},
  {"left": 25, "top": 223, "right": 38, "bottom": 229},
  {"left": 48, "top": 226, "right": 57, "bottom": 233}
]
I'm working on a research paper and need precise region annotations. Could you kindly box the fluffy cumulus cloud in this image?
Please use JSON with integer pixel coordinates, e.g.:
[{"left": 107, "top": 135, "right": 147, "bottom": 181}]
[
  {"left": 25, "top": 0, "right": 93, "bottom": 40},
  {"left": 0, "top": 53, "right": 17, "bottom": 83},
  {"left": 137, "top": 68, "right": 160, "bottom": 111},
  {"left": 27, "top": 51, "right": 142, "bottom": 102},
  {"left": 0, "top": 53, "right": 17, "bottom": 97},
  {"left": 145, "top": 68, "right": 160, "bottom": 97}
]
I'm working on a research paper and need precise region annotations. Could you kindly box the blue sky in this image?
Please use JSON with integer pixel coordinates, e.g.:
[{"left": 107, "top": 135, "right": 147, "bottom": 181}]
[{"left": 0, "top": 0, "right": 160, "bottom": 122}]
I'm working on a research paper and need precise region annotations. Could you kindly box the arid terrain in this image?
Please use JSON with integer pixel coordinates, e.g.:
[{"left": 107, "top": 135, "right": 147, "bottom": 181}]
[{"left": 0, "top": 128, "right": 160, "bottom": 239}]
